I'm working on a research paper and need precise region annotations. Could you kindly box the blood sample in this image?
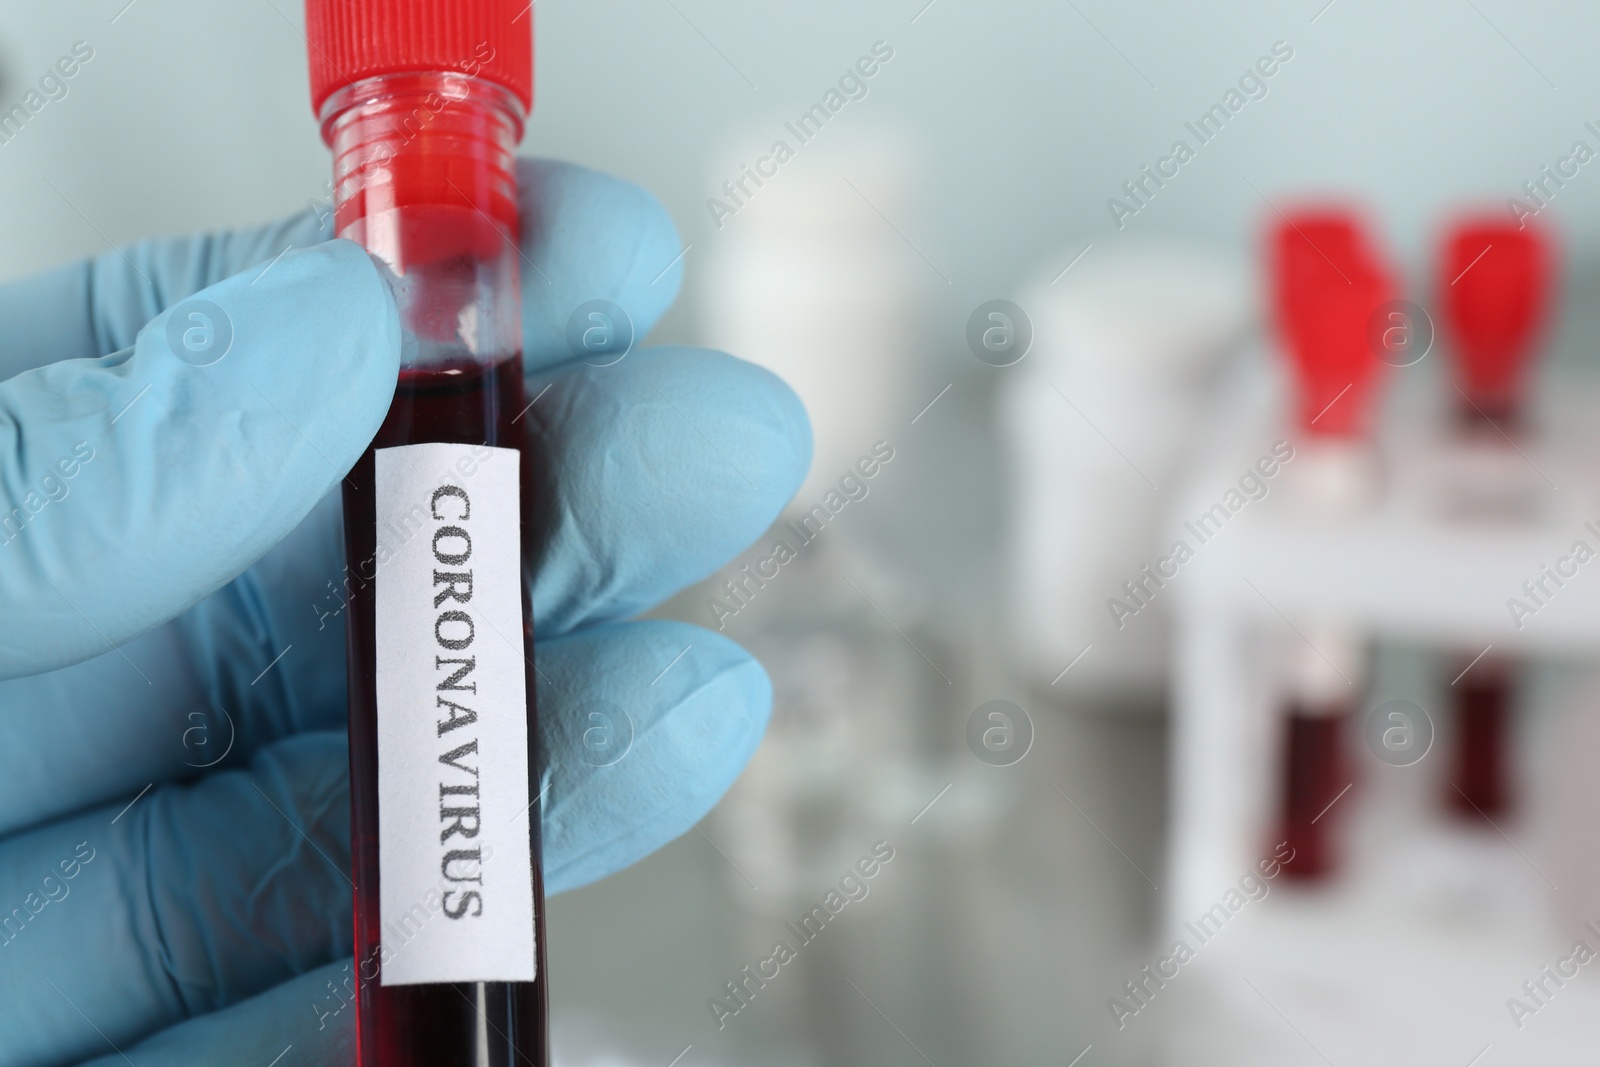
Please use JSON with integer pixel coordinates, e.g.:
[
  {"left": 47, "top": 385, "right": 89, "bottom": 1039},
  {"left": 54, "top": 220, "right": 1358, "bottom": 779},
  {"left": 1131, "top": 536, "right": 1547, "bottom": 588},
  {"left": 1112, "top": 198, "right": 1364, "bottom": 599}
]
[
  {"left": 305, "top": 3, "right": 547, "bottom": 1064},
  {"left": 1437, "top": 217, "right": 1551, "bottom": 821},
  {"left": 1266, "top": 207, "right": 1392, "bottom": 879},
  {"left": 1447, "top": 654, "right": 1514, "bottom": 819},
  {"left": 1277, "top": 627, "right": 1362, "bottom": 880}
]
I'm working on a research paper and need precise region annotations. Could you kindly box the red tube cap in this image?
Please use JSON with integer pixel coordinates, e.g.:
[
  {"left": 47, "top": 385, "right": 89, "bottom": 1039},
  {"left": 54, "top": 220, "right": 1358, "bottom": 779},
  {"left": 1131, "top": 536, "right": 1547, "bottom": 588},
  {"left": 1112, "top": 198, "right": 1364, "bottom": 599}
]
[
  {"left": 1438, "top": 216, "right": 1552, "bottom": 424},
  {"left": 1266, "top": 206, "right": 1395, "bottom": 438},
  {"left": 305, "top": 0, "right": 534, "bottom": 116}
]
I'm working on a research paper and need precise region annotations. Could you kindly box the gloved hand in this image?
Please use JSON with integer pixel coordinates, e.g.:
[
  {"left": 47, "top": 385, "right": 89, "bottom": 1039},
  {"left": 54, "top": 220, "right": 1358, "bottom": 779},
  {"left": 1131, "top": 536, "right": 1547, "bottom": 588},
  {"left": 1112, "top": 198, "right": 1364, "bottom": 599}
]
[{"left": 0, "top": 158, "right": 810, "bottom": 1067}]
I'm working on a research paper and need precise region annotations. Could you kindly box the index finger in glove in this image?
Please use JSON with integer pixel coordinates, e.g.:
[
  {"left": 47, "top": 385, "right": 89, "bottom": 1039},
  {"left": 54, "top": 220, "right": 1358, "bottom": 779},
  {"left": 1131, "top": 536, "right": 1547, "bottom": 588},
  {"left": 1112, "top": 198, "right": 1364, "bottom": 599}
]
[{"left": 0, "top": 240, "right": 399, "bottom": 680}]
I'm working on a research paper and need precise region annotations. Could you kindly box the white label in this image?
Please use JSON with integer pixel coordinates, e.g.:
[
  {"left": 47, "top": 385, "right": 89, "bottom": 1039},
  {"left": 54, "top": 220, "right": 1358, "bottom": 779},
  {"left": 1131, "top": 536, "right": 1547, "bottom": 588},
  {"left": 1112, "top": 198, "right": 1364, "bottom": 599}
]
[{"left": 374, "top": 443, "right": 536, "bottom": 986}]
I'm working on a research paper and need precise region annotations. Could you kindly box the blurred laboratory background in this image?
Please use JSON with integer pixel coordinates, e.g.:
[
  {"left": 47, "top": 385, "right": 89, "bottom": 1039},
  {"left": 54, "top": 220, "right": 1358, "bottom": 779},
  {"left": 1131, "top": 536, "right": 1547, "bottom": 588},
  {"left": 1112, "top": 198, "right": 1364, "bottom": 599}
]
[{"left": 15, "top": 0, "right": 1600, "bottom": 1063}]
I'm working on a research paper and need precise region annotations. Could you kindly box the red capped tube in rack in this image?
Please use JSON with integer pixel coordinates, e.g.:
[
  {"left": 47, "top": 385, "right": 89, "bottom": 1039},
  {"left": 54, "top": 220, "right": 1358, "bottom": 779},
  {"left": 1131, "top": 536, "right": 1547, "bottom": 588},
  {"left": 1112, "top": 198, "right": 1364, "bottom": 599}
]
[{"left": 1262, "top": 205, "right": 1394, "bottom": 881}]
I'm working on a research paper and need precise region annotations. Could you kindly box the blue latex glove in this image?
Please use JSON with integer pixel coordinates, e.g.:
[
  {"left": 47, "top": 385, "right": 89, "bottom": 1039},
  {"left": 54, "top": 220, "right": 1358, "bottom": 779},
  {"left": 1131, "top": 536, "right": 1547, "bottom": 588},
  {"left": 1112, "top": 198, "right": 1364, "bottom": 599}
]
[{"left": 0, "top": 159, "right": 810, "bottom": 1067}]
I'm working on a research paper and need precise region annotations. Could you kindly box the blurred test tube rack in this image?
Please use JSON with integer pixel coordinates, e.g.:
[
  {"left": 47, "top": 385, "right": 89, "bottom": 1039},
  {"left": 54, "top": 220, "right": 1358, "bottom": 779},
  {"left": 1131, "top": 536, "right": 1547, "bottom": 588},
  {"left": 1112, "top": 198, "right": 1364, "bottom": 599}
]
[{"left": 1160, "top": 351, "right": 1600, "bottom": 1064}]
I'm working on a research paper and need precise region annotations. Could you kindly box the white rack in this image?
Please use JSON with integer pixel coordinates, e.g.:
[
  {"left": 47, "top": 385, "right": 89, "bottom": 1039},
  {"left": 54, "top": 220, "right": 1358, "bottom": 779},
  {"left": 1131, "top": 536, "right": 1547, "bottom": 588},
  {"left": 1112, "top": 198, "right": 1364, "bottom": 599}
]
[{"left": 1159, "top": 365, "right": 1600, "bottom": 1062}]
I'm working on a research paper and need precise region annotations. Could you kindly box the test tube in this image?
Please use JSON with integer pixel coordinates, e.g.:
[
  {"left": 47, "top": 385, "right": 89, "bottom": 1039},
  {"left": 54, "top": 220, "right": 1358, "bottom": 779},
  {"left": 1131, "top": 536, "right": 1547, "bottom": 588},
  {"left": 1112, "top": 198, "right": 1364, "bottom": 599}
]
[
  {"left": 1266, "top": 206, "right": 1392, "bottom": 879},
  {"left": 1437, "top": 217, "right": 1553, "bottom": 820},
  {"left": 306, "top": 2, "right": 547, "bottom": 1063}
]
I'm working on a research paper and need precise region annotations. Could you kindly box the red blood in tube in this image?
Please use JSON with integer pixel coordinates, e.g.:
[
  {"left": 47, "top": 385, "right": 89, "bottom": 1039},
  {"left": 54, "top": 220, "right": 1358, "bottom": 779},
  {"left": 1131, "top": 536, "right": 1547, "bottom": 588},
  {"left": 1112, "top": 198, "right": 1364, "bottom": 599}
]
[
  {"left": 1447, "top": 656, "right": 1514, "bottom": 821},
  {"left": 341, "top": 357, "right": 546, "bottom": 1066},
  {"left": 1278, "top": 705, "right": 1350, "bottom": 880}
]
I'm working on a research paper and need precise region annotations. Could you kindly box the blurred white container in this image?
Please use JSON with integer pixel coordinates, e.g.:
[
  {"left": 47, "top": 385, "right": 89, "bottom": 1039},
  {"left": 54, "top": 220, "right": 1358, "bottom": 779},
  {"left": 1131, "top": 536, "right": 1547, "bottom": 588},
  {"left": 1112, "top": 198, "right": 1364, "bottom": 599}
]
[
  {"left": 699, "top": 122, "right": 924, "bottom": 507},
  {"left": 997, "top": 241, "right": 1254, "bottom": 698}
]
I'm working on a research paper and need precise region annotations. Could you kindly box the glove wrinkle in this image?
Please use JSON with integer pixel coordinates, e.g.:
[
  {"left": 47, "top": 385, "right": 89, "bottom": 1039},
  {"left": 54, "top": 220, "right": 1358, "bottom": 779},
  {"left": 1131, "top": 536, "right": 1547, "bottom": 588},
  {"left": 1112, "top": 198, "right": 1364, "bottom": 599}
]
[
  {"left": 133, "top": 789, "right": 196, "bottom": 1022},
  {"left": 180, "top": 567, "right": 296, "bottom": 758}
]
